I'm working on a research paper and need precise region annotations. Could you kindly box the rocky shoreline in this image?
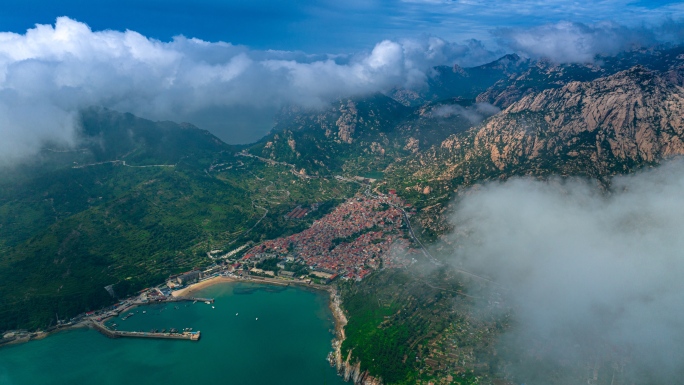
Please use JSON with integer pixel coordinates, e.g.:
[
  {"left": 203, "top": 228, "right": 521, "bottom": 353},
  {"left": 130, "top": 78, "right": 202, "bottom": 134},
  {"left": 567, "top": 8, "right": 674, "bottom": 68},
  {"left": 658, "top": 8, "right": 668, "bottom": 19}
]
[
  {"left": 328, "top": 288, "right": 383, "bottom": 385},
  {"left": 2, "top": 276, "right": 383, "bottom": 385},
  {"left": 0, "top": 322, "right": 88, "bottom": 348}
]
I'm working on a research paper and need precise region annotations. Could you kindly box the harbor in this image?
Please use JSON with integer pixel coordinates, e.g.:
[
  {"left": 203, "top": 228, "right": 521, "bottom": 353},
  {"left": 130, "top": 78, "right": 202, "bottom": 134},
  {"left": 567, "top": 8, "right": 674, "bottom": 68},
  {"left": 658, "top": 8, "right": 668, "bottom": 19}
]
[
  {"left": 91, "top": 321, "right": 200, "bottom": 341},
  {"left": 87, "top": 295, "right": 212, "bottom": 342},
  {"left": 0, "top": 281, "right": 347, "bottom": 385}
]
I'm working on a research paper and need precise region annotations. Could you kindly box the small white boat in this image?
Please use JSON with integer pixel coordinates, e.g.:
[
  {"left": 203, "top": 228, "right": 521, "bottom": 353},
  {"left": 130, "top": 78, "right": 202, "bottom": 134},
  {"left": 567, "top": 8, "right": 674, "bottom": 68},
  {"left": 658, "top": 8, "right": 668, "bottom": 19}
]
[
  {"left": 236, "top": 313, "right": 238, "bottom": 316},
  {"left": 212, "top": 306, "right": 215, "bottom": 309},
  {"left": 205, "top": 301, "right": 210, "bottom": 305},
  {"left": 142, "top": 311, "right": 146, "bottom": 314},
  {"left": 255, "top": 318, "right": 258, "bottom": 321}
]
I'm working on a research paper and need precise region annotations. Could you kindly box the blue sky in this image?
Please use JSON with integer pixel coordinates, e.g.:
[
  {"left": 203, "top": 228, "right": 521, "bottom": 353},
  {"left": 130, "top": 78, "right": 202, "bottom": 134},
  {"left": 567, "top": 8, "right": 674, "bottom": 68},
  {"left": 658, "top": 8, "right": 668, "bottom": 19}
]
[
  {"left": 0, "top": 0, "right": 683, "bottom": 158},
  {"left": 1, "top": 0, "right": 683, "bottom": 53}
]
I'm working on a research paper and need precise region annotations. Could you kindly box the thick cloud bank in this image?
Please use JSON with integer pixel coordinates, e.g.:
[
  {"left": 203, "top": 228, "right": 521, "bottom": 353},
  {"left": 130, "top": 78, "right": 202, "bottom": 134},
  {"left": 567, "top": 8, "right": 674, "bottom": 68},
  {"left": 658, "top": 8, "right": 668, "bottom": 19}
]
[
  {"left": 497, "top": 21, "right": 659, "bottom": 63},
  {"left": 448, "top": 161, "right": 684, "bottom": 383},
  {"left": 0, "top": 17, "right": 493, "bottom": 162},
  {"left": 2, "top": 17, "right": 680, "bottom": 163}
]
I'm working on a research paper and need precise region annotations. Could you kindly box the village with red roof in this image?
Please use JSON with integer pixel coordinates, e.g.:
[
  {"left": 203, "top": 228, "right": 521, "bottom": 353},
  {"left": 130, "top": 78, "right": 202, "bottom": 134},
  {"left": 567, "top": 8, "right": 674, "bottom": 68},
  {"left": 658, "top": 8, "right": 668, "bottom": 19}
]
[{"left": 243, "top": 193, "right": 411, "bottom": 281}]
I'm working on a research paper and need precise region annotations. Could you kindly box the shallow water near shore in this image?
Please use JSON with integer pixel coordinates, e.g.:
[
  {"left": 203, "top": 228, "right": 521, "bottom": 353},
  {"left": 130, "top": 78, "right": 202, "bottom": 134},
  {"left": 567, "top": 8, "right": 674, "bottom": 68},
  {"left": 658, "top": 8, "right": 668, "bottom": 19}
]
[{"left": 0, "top": 282, "right": 347, "bottom": 385}]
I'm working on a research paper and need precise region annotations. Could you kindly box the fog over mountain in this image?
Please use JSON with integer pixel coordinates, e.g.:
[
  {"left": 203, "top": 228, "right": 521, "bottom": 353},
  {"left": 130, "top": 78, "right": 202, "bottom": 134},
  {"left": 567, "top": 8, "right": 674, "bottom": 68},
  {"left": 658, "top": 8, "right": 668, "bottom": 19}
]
[
  {"left": 447, "top": 160, "right": 684, "bottom": 383},
  {"left": 4, "top": 2, "right": 684, "bottom": 384},
  {"left": 430, "top": 103, "right": 500, "bottom": 124},
  {"left": 495, "top": 21, "right": 659, "bottom": 63},
  {"left": 1, "top": 16, "right": 683, "bottom": 164},
  {"left": 0, "top": 17, "right": 495, "bottom": 162}
]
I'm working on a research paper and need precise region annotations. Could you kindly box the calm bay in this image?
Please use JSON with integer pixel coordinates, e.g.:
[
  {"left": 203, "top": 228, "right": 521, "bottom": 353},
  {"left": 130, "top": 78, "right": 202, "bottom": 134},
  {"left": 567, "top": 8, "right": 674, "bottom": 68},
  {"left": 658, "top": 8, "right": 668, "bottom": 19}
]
[{"left": 0, "top": 282, "right": 347, "bottom": 385}]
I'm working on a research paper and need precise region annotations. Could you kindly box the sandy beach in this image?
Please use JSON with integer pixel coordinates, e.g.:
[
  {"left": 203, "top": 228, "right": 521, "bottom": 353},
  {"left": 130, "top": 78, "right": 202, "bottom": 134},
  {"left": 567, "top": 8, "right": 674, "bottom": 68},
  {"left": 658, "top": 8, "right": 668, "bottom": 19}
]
[
  {"left": 171, "top": 274, "right": 346, "bottom": 345},
  {"left": 171, "top": 276, "right": 236, "bottom": 297}
]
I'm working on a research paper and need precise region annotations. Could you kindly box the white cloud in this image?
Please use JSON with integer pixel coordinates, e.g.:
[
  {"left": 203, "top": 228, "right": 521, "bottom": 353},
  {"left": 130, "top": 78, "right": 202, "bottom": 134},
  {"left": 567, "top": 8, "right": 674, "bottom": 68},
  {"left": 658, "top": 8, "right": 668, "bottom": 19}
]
[
  {"left": 1, "top": 16, "right": 679, "bottom": 163},
  {"left": 496, "top": 21, "right": 659, "bottom": 63},
  {"left": 392, "top": 0, "right": 684, "bottom": 48},
  {"left": 447, "top": 160, "right": 684, "bottom": 382},
  {"left": 0, "top": 17, "right": 496, "bottom": 162},
  {"left": 430, "top": 102, "right": 500, "bottom": 123}
]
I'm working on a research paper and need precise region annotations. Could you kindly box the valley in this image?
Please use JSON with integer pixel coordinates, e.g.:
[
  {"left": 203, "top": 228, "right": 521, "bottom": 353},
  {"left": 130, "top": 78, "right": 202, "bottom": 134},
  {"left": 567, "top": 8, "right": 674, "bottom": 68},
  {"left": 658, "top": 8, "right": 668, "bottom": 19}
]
[{"left": 2, "top": 45, "right": 684, "bottom": 385}]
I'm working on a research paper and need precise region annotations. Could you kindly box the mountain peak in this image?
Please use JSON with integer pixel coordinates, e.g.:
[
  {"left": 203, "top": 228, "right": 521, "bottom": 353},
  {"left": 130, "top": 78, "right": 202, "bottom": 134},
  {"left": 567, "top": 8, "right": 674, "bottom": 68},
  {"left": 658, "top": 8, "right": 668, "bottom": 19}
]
[{"left": 431, "top": 63, "right": 684, "bottom": 181}]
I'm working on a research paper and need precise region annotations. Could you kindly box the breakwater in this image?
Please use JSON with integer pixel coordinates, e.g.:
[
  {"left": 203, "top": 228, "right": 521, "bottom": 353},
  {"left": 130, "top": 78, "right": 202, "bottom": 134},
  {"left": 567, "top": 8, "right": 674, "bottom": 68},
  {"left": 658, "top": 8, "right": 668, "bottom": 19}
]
[
  {"left": 91, "top": 321, "right": 200, "bottom": 341},
  {"left": 0, "top": 281, "right": 346, "bottom": 385},
  {"left": 156, "top": 296, "right": 214, "bottom": 304}
]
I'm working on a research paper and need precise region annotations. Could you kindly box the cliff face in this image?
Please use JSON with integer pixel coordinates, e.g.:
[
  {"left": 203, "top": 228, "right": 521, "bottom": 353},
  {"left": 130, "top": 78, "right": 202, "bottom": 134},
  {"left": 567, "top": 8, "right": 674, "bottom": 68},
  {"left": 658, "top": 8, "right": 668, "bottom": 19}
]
[
  {"left": 336, "top": 350, "right": 382, "bottom": 385},
  {"left": 329, "top": 290, "right": 383, "bottom": 385},
  {"left": 431, "top": 65, "right": 684, "bottom": 180},
  {"left": 336, "top": 101, "right": 359, "bottom": 144}
]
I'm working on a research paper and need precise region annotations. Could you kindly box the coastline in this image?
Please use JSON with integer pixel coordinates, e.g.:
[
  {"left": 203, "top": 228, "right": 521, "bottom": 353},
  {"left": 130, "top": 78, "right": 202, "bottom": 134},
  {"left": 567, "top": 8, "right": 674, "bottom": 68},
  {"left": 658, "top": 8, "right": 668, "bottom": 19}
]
[
  {"left": 0, "top": 277, "right": 233, "bottom": 349},
  {"left": 1, "top": 274, "right": 356, "bottom": 382},
  {"left": 0, "top": 273, "right": 367, "bottom": 384},
  {"left": 328, "top": 287, "right": 382, "bottom": 385},
  {"left": 0, "top": 322, "right": 89, "bottom": 349},
  {"left": 171, "top": 274, "right": 328, "bottom": 297},
  {"left": 1, "top": 278, "right": 354, "bottom": 385},
  {"left": 328, "top": 287, "right": 348, "bottom": 368},
  {"left": 126, "top": 274, "right": 355, "bottom": 382},
  {"left": 171, "top": 275, "right": 236, "bottom": 297}
]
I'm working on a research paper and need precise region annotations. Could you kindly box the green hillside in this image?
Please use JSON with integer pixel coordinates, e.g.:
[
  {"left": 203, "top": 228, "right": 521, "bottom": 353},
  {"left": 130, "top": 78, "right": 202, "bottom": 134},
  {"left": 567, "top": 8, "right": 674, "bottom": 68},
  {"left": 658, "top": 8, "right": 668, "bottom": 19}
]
[{"left": 0, "top": 108, "right": 358, "bottom": 330}]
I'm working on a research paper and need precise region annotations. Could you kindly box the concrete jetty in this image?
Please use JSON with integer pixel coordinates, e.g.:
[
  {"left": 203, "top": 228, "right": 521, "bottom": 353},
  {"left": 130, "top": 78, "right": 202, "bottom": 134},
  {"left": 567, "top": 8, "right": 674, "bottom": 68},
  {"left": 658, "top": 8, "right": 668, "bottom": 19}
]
[
  {"left": 142, "top": 296, "right": 214, "bottom": 305},
  {"left": 91, "top": 322, "right": 200, "bottom": 341},
  {"left": 165, "top": 296, "right": 214, "bottom": 303}
]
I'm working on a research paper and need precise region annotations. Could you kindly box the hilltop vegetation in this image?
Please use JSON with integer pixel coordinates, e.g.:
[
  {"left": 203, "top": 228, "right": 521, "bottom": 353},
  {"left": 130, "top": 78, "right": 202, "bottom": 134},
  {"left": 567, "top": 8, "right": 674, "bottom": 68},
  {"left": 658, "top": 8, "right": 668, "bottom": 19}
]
[
  {"left": 339, "top": 267, "right": 504, "bottom": 385},
  {"left": 2, "top": 46, "right": 684, "bottom": 385},
  {"left": 0, "top": 108, "right": 357, "bottom": 330},
  {"left": 243, "top": 47, "right": 684, "bottom": 248}
]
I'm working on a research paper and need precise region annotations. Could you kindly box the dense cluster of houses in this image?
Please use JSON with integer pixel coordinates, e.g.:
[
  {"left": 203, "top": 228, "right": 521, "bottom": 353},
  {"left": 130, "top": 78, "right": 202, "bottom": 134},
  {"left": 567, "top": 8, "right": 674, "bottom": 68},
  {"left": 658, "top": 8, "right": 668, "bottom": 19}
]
[{"left": 243, "top": 195, "right": 410, "bottom": 281}]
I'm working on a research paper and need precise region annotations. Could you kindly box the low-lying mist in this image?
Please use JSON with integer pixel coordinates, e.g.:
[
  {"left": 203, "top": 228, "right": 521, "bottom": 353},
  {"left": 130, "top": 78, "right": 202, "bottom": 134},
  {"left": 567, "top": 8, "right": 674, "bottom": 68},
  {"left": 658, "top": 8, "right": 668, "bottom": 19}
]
[
  {"left": 446, "top": 160, "right": 684, "bottom": 384},
  {"left": 430, "top": 103, "right": 500, "bottom": 124}
]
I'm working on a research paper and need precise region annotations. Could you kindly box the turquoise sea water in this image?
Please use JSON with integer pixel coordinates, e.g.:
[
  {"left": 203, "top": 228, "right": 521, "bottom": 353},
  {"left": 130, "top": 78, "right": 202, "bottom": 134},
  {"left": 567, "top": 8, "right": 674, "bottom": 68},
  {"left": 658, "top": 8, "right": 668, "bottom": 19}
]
[{"left": 0, "top": 282, "right": 346, "bottom": 385}]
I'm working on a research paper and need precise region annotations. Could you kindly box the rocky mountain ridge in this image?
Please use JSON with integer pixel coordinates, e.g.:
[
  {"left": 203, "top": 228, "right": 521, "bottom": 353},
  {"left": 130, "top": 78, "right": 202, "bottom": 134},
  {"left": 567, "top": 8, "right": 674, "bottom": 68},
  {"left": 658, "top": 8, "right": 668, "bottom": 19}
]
[
  {"left": 477, "top": 45, "right": 684, "bottom": 109},
  {"left": 421, "top": 64, "right": 684, "bottom": 183},
  {"left": 378, "top": 50, "right": 684, "bottom": 245},
  {"left": 254, "top": 47, "right": 684, "bottom": 185},
  {"left": 3, "top": 46, "right": 684, "bottom": 385}
]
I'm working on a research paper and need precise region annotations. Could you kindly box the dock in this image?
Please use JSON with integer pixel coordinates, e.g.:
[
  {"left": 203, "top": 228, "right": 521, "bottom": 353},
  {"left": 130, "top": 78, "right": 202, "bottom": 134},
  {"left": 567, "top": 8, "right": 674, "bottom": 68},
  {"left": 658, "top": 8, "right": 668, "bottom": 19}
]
[
  {"left": 164, "top": 296, "right": 214, "bottom": 303},
  {"left": 91, "top": 322, "right": 200, "bottom": 341},
  {"left": 141, "top": 296, "right": 215, "bottom": 304}
]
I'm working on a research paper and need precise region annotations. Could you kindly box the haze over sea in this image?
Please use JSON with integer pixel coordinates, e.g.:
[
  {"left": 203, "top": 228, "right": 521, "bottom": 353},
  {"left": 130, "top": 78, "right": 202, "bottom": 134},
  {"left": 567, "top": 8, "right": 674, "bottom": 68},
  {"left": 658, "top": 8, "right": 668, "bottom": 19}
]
[{"left": 0, "top": 282, "right": 346, "bottom": 385}]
